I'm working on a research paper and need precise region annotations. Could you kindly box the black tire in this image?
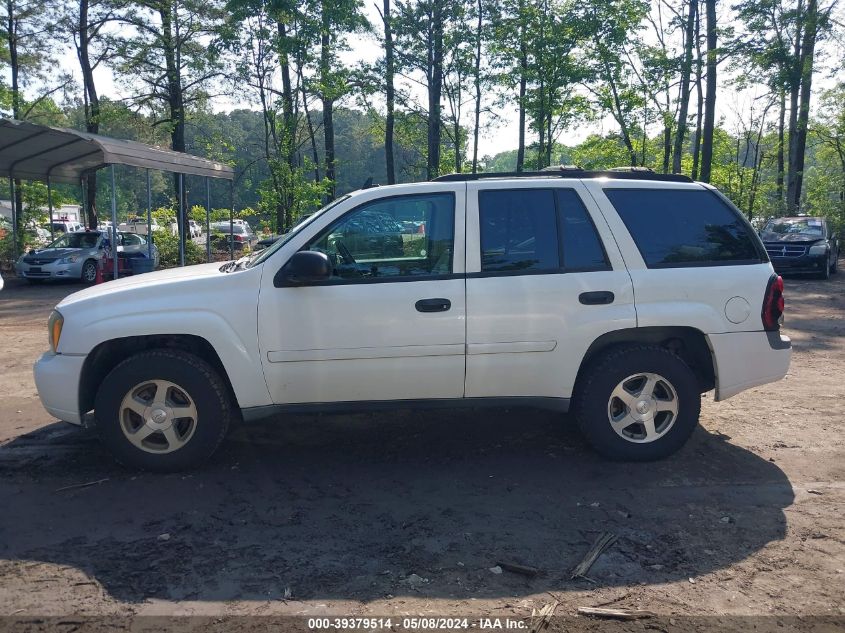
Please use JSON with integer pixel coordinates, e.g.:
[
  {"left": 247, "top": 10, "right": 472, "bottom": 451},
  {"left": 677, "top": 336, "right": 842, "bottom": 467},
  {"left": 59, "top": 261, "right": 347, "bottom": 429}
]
[
  {"left": 573, "top": 345, "right": 701, "bottom": 461},
  {"left": 94, "top": 349, "right": 233, "bottom": 472},
  {"left": 831, "top": 252, "right": 838, "bottom": 274},
  {"left": 81, "top": 259, "right": 98, "bottom": 284},
  {"left": 819, "top": 260, "right": 830, "bottom": 280}
]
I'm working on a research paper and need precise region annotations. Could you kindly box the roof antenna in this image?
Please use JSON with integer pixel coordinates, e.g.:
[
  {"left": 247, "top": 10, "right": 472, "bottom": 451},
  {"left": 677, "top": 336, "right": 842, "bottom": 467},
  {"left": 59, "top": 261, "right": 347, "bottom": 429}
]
[{"left": 361, "top": 177, "right": 379, "bottom": 189}]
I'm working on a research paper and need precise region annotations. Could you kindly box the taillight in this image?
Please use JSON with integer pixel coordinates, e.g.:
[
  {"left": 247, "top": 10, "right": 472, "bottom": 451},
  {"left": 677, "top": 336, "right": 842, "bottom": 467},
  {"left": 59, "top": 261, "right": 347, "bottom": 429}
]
[
  {"left": 234, "top": 234, "right": 244, "bottom": 242},
  {"left": 762, "top": 274, "right": 784, "bottom": 331}
]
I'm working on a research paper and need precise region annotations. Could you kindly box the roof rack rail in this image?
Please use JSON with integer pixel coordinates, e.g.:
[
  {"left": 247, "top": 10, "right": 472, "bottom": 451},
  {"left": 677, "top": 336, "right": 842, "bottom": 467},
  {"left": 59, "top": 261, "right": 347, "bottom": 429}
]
[{"left": 432, "top": 168, "right": 693, "bottom": 183}]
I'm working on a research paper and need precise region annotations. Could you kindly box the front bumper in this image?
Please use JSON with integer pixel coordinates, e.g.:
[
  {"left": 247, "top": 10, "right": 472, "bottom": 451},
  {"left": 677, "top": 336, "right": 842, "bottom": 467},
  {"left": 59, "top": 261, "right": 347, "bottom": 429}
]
[
  {"left": 33, "top": 352, "right": 86, "bottom": 424},
  {"left": 769, "top": 254, "right": 828, "bottom": 274},
  {"left": 16, "top": 260, "right": 84, "bottom": 280},
  {"left": 708, "top": 331, "right": 791, "bottom": 401}
]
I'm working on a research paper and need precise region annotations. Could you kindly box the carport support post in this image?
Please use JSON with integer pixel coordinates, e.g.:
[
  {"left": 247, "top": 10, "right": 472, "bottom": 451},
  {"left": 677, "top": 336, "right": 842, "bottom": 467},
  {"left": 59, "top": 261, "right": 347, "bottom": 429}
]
[
  {"left": 8, "top": 176, "right": 17, "bottom": 262},
  {"left": 46, "top": 175, "right": 55, "bottom": 243},
  {"left": 110, "top": 165, "right": 118, "bottom": 280},
  {"left": 146, "top": 169, "right": 152, "bottom": 260},
  {"left": 229, "top": 180, "right": 234, "bottom": 261},
  {"left": 178, "top": 173, "right": 185, "bottom": 267},
  {"left": 80, "top": 176, "right": 88, "bottom": 230},
  {"left": 205, "top": 177, "right": 211, "bottom": 262}
]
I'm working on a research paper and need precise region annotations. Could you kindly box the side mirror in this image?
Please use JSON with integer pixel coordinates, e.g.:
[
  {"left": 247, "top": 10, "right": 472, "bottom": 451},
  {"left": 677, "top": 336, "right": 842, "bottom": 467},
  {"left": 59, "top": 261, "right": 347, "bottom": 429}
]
[{"left": 275, "top": 250, "right": 332, "bottom": 287}]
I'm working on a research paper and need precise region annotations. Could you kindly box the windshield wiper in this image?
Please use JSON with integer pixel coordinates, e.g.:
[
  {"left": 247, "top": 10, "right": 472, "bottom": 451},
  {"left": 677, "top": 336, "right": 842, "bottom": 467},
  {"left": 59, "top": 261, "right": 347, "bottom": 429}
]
[{"left": 220, "top": 256, "right": 250, "bottom": 273}]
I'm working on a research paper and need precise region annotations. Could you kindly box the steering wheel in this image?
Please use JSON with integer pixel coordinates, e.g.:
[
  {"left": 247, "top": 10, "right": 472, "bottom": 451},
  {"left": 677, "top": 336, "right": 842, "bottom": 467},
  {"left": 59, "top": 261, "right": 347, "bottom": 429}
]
[{"left": 335, "top": 240, "right": 365, "bottom": 277}]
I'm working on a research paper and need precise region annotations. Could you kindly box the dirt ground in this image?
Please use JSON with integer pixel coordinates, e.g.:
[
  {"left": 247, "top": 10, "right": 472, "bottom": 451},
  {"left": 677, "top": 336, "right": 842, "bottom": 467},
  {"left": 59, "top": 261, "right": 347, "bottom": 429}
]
[{"left": 0, "top": 267, "right": 843, "bottom": 631}]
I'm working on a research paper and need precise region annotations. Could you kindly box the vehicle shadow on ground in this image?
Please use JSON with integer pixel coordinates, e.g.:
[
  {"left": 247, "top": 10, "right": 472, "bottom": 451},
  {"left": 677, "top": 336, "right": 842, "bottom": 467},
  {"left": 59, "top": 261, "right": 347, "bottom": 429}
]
[{"left": 1, "top": 408, "right": 792, "bottom": 603}]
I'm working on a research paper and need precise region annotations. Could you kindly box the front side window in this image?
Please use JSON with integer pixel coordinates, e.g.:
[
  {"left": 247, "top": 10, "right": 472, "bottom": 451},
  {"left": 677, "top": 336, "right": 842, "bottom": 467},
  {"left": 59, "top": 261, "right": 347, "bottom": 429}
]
[
  {"left": 479, "top": 189, "right": 559, "bottom": 273},
  {"left": 302, "top": 192, "right": 455, "bottom": 281},
  {"left": 604, "top": 188, "right": 763, "bottom": 268}
]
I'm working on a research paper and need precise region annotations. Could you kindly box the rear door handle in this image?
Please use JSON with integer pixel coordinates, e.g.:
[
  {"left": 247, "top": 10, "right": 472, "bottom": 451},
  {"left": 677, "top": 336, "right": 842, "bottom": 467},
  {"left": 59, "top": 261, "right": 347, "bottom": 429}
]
[
  {"left": 415, "top": 298, "right": 451, "bottom": 313},
  {"left": 579, "top": 291, "right": 615, "bottom": 305}
]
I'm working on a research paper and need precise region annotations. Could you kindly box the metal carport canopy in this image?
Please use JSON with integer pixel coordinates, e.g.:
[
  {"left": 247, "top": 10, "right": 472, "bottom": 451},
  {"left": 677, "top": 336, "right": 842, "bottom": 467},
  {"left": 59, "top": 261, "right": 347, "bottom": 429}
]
[{"left": 0, "top": 119, "right": 234, "bottom": 182}]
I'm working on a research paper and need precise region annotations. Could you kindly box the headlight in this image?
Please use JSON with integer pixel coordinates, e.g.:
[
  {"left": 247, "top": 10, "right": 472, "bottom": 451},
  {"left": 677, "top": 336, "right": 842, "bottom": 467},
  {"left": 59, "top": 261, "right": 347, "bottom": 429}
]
[
  {"left": 48, "top": 310, "right": 64, "bottom": 353},
  {"left": 58, "top": 255, "right": 80, "bottom": 264},
  {"left": 808, "top": 244, "right": 829, "bottom": 256}
]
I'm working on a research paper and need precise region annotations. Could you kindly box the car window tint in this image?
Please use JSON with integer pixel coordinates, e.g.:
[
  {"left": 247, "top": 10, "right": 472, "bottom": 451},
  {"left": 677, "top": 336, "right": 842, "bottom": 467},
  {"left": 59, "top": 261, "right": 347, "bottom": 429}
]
[
  {"left": 604, "top": 188, "right": 762, "bottom": 267},
  {"left": 303, "top": 193, "right": 455, "bottom": 281},
  {"left": 557, "top": 189, "right": 609, "bottom": 271},
  {"left": 479, "top": 189, "right": 559, "bottom": 273}
]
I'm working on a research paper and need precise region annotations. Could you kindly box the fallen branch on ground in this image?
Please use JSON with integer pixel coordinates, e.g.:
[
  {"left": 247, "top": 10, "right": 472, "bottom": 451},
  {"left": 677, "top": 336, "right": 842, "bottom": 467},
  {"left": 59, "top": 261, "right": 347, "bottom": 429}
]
[{"left": 570, "top": 532, "right": 617, "bottom": 579}]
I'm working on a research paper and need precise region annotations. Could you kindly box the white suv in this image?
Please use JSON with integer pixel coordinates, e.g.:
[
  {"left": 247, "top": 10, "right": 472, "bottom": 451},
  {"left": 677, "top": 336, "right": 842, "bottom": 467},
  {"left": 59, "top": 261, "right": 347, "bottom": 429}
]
[{"left": 34, "top": 170, "right": 791, "bottom": 471}]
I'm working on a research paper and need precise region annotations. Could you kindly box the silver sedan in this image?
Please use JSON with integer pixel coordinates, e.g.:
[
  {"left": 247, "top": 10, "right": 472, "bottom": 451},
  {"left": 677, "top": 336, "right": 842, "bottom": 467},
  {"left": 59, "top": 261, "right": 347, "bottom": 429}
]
[{"left": 15, "top": 231, "right": 159, "bottom": 284}]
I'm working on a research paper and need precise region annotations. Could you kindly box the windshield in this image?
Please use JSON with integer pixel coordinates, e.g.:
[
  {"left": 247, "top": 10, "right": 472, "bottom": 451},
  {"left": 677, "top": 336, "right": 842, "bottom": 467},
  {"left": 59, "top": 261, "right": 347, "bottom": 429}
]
[
  {"left": 46, "top": 232, "right": 100, "bottom": 250},
  {"left": 762, "top": 218, "right": 824, "bottom": 239},
  {"left": 246, "top": 195, "right": 351, "bottom": 268}
]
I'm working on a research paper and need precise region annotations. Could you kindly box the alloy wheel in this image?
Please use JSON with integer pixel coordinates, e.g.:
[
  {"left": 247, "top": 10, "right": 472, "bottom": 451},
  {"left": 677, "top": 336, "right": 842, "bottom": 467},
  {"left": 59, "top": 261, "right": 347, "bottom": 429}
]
[
  {"left": 607, "top": 372, "right": 679, "bottom": 443},
  {"left": 119, "top": 379, "right": 198, "bottom": 453}
]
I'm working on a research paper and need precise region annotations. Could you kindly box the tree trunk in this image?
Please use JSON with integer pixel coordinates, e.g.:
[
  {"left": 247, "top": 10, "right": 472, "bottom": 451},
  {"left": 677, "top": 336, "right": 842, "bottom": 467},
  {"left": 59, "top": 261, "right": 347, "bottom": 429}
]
[
  {"left": 603, "top": 60, "right": 638, "bottom": 166},
  {"left": 516, "top": 70, "right": 526, "bottom": 172},
  {"left": 6, "top": 2, "right": 23, "bottom": 225},
  {"left": 699, "top": 0, "right": 717, "bottom": 183},
  {"left": 454, "top": 115, "right": 461, "bottom": 173},
  {"left": 77, "top": 0, "right": 100, "bottom": 228},
  {"left": 299, "top": 70, "right": 321, "bottom": 183},
  {"left": 278, "top": 22, "right": 295, "bottom": 170},
  {"left": 515, "top": 0, "right": 527, "bottom": 172},
  {"left": 672, "top": 0, "right": 697, "bottom": 174},
  {"left": 471, "top": 0, "right": 482, "bottom": 174},
  {"left": 320, "top": 2, "right": 336, "bottom": 200},
  {"left": 691, "top": 5, "right": 703, "bottom": 180},
  {"left": 383, "top": 0, "right": 396, "bottom": 183},
  {"left": 160, "top": 0, "right": 186, "bottom": 235},
  {"left": 426, "top": 0, "right": 444, "bottom": 179},
  {"left": 776, "top": 89, "right": 785, "bottom": 205},
  {"left": 786, "top": 0, "right": 803, "bottom": 209},
  {"left": 787, "top": 0, "right": 817, "bottom": 212}
]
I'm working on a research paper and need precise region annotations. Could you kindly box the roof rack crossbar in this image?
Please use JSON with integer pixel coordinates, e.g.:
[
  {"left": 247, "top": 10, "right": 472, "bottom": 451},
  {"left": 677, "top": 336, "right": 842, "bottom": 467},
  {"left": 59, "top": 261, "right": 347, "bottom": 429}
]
[{"left": 432, "top": 170, "right": 693, "bottom": 183}]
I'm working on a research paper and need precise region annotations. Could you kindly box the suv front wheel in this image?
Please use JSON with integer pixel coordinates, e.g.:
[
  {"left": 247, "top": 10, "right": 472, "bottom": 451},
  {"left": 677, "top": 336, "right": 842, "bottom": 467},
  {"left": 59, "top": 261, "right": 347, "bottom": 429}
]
[
  {"left": 94, "top": 349, "right": 233, "bottom": 471},
  {"left": 574, "top": 345, "right": 701, "bottom": 461}
]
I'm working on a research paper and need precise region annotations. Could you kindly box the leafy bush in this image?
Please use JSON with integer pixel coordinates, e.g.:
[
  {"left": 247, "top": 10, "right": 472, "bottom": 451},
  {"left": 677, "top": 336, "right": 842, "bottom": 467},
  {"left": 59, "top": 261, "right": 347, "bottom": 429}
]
[{"left": 150, "top": 229, "right": 206, "bottom": 268}]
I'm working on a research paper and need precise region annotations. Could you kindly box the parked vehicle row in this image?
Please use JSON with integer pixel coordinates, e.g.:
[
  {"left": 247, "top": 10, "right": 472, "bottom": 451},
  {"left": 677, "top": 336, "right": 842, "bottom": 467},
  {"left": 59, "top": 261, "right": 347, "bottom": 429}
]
[{"left": 14, "top": 230, "right": 159, "bottom": 284}]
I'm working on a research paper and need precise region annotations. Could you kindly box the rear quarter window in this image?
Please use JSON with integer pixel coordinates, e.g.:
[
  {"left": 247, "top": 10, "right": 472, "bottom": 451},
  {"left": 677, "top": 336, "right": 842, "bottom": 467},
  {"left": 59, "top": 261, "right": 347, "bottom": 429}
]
[{"left": 604, "top": 188, "right": 764, "bottom": 268}]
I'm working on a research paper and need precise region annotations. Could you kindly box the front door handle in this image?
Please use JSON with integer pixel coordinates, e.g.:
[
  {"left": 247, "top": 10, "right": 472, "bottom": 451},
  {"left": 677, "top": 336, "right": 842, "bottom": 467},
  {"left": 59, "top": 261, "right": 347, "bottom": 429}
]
[
  {"left": 579, "top": 291, "right": 615, "bottom": 305},
  {"left": 415, "top": 298, "right": 451, "bottom": 313}
]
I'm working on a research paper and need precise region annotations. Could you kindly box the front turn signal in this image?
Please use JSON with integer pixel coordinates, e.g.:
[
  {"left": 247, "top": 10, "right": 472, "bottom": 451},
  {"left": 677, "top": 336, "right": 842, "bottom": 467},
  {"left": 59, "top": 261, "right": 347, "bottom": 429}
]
[{"left": 48, "top": 310, "right": 64, "bottom": 353}]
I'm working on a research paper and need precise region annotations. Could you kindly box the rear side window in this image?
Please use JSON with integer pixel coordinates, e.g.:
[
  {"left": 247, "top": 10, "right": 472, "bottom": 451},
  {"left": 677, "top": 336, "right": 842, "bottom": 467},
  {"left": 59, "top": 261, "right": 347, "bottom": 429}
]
[
  {"left": 557, "top": 189, "right": 609, "bottom": 271},
  {"left": 479, "top": 189, "right": 559, "bottom": 272},
  {"left": 604, "top": 188, "right": 763, "bottom": 267}
]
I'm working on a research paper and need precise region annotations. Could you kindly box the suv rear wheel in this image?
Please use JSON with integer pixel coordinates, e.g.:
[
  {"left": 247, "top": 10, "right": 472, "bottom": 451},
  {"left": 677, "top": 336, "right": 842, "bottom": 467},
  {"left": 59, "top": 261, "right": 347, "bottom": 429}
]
[
  {"left": 94, "top": 349, "right": 233, "bottom": 471},
  {"left": 574, "top": 345, "right": 701, "bottom": 461}
]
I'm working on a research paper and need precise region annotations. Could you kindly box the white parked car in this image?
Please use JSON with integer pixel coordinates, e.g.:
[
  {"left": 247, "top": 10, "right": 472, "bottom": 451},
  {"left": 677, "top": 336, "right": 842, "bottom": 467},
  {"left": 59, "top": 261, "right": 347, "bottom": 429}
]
[
  {"left": 117, "top": 217, "right": 161, "bottom": 235},
  {"left": 50, "top": 220, "right": 84, "bottom": 234},
  {"left": 34, "top": 170, "right": 791, "bottom": 471}
]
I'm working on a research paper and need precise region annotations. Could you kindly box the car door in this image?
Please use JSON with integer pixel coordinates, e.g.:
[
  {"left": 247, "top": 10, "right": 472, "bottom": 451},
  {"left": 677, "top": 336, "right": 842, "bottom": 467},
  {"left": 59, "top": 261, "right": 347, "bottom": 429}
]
[
  {"left": 257, "top": 184, "right": 467, "bottom": 405},
  {"left": 464, "top": 180, "right": 636, "bottom": 402}
]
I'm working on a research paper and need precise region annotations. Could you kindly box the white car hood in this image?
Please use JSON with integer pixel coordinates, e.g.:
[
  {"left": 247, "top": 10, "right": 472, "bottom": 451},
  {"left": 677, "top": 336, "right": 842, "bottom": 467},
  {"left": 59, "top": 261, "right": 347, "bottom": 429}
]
[{"left": 57, "top": 262, "right": 229, "bottom": 308}]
